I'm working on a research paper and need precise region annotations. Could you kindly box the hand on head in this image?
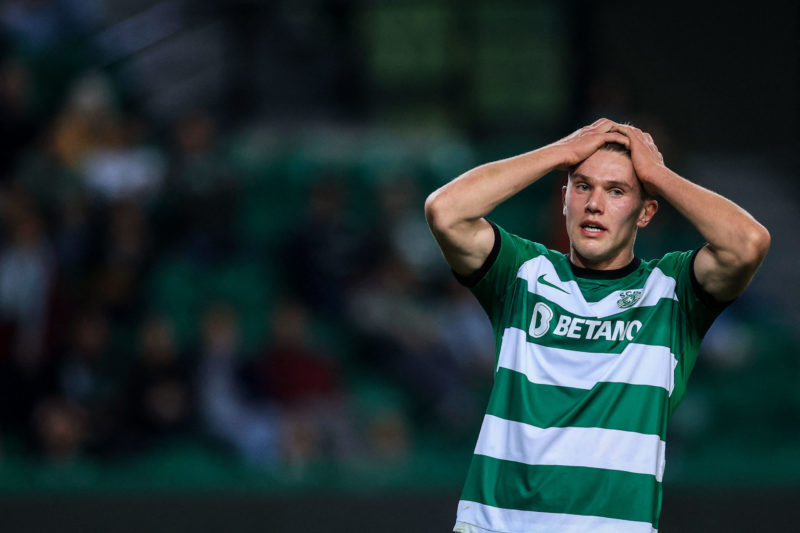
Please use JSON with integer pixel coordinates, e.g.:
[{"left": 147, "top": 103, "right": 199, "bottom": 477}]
[
  {"left": 555, "top": 119, "right": 665, "bottom": 196},
  {"left": 607, "top": 123, "right": 666, "bottom": 188},
  {"left": 553, "top": 118, "right": 631, "bottom": 171}
]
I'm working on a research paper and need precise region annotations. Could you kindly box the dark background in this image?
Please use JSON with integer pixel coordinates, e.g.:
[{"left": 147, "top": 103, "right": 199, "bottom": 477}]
[{"left": 0, "top": 1, "right": 797, "bottom": 532}]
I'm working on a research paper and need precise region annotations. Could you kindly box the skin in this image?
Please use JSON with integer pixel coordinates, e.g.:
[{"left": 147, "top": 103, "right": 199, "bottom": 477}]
[
  {"left": 562, "top": 149, "right": 658, "bottom": 270},
  {"left": 425, "top": 118, "right": 770, "bottom": 302},
  {"left": 609, "top": 122, "right": 770, "bottom": 301}
]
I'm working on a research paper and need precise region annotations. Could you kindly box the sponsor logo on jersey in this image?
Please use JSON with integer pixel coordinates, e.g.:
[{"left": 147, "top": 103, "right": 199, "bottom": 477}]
[
  {"left": 529, "top": 302, "right": 642, "bottom": 341},
  {"left": 530, "top": 302, "right": 554, "bottom": 338},
  {"left": 617, "top": 290, "right": 643, "bottom": 309},
  {"left": 537, "top": 274, "right": 570, "bottom": 294}
]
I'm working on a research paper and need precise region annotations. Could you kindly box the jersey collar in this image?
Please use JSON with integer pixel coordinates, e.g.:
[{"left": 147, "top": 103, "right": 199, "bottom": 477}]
[{"left": 569, "top": 256, "right": 641, "bottom": 280}]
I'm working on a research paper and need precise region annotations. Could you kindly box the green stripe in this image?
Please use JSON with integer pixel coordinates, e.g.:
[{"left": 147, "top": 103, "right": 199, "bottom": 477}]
[
  {"left": 489, "top": 368, "right": 669, "bottom": 438},
  {"left": 502, "top": 278, "right": 682, "bottom": 354},
  {"left": 546, "top": 251, "right": 577, "bottom": 288},
  {"left": 461, "top": 455, "right": 661, "bottom": 527}
]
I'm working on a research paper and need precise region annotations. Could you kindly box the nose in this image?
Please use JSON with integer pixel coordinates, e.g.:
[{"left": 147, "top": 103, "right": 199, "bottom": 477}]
[{"left": 585, "top": 188, "right": 604, "bottom": 213}]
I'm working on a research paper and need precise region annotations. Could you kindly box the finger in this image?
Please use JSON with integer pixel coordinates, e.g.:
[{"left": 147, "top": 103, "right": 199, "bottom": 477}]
[
  {"left": 603, "top": 132, "right": 630, "bottom": 147},
  {"left": 610, "top": 124, "right": 647, "bottom": 144},
  {"left": 621, "top": 123, "right": 645, "bottom": 136},
  {"left": 607, "top": 123, "right": 630, "bottom": 135},
  {"left": 643, "top": 134, "right": 662, "bottom": 156},
  {"left": 591, "top": 117, "right": 618, "bottom": 131},
  {"left": 635, "top": 128, "right": 656, "bottom": 147}
]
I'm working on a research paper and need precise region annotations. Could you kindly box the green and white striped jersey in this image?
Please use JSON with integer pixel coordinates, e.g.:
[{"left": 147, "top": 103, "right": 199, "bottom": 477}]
[{"left": 453, "top": 223, "right": 725, "bottom": 533}]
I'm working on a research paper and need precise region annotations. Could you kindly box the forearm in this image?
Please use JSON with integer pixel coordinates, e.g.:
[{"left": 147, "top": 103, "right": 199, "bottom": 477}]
[
  {"left": 424, "top": 119, "right": 629, "bottom": 274},
  {"left": 425, "top": 145, "right": 564, "bottom": 229},
  {"left": 647, "top": 167, "right": 770, "bottom": 267}
]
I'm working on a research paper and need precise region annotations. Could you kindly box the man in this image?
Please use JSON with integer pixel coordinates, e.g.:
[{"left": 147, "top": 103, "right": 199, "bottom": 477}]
[{"left": 424, "top": 118, "right": 770, "bottom": 533}]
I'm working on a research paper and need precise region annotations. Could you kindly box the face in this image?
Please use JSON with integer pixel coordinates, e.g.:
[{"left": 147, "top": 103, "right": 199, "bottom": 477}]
[{"left": 562, "top": 150, "right": 657, "bottom": 270}]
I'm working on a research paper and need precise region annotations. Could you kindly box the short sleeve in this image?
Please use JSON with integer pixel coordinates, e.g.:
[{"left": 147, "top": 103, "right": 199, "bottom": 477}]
[
  {"left": 663, "top": 248, "right": 730, "bottom": 339},
  {"left": 454, "top": 221, "right": 543, "bottom": 321},
  {"left": 662, "top": 248, "right": 732, "bottom": 414}
]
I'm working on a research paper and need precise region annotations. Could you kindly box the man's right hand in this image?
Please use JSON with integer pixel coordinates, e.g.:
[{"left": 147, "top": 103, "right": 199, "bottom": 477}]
[{"left": 550, "top": 118, "right": 631, "bottom": 171}]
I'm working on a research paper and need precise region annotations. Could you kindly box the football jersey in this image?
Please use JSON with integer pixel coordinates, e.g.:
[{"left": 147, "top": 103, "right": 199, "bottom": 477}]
[{"left": 453, "top": 222, "right": 726, "bottom": 533}]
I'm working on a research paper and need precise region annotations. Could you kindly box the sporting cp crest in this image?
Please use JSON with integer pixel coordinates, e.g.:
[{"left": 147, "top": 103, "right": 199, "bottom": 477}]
[{"left": 616, "top": 290, "right": 643, "bottom": 309}]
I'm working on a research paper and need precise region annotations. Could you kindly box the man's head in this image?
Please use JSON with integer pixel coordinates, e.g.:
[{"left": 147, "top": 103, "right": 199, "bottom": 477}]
[{"left": 562, "top": 142, "right": 658, "bottom": 269}]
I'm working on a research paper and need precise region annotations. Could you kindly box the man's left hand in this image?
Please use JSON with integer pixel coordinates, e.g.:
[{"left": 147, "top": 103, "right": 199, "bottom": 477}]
[{"left": 609, "top": 124, "right": 666, "bottom": 195}]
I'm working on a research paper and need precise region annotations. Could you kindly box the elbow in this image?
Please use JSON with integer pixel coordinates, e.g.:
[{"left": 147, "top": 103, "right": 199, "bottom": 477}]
[
  {"left": 425, "top": 182, "right": 480, "bottom": 236},
  {"left": 423, "top": 191, "right": 438, "bottom": 224},
  {"left": 739, "top": 223, "right": 771, "bottom": 267},
  {"left": 753, "top": 223, "right": 771, "bottom": 259},
  {"left": 424, "top": 189, "right": 452, "bottom": 233}
]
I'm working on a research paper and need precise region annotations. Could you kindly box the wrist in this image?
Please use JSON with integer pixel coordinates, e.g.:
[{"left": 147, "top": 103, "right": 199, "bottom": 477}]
[
  {"left": 638, "top": 164, "right": 673, "bottom": 195},
  {"left": 539, "top": 144, "right": 573, "bottom": 172}
]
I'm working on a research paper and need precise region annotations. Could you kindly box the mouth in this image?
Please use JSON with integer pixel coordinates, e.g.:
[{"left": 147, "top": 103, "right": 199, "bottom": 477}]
[{"left": 580, "top": 221, "right": 607, "bottom": 236}]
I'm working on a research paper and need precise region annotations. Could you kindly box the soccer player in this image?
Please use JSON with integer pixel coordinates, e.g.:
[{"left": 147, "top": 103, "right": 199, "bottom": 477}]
[{"left": 424, "top": 118, "right": 770, "bottom": 533}]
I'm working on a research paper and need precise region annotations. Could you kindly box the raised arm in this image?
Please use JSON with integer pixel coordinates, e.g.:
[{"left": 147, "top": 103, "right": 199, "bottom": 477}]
[
  {"left": 610, "top": 124, "right": 771, "bottom": 302},
  {"left": 425, "top": 118, "right": 631, "bottom": 276}
]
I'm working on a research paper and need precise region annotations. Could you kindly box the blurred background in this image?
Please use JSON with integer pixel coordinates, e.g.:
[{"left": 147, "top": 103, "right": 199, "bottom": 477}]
[{"left": 0, "top": 0, "right": 797, "bottom": 532}]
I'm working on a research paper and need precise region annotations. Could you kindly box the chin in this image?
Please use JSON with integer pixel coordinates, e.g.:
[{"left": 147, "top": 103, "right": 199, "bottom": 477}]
[
  {"left": 572, "top": 240, "right": 605, "bottom": 259},
  {"left": 576, "top": 253, "right": 611, "bottom": 266},
  {"left": 571, "top": 242, "right": 614, "bottom": 266}
]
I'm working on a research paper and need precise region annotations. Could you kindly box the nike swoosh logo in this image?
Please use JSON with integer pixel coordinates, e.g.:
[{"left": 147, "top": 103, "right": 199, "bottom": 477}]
[{"left": 538, "top": 274, "right": 570, "bottom": 294}]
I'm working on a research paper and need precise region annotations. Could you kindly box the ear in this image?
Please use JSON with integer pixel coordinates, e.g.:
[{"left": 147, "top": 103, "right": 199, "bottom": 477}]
[
  {"left": 636, "top": 199, "right": 658, "bottom": 228},
  {"left": 561, "top": 186, "right": 567, "bottom": 216}
]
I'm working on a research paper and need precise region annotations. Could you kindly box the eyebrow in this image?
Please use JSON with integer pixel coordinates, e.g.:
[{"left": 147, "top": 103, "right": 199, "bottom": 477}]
[{"left": 571, "top": 172, "right": 632, "bottom": 190}]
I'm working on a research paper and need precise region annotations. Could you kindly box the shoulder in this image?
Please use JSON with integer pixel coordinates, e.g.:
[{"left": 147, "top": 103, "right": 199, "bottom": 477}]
[
  {"left": 491, "top": 223, "right": 565, "bottom": 279},
  {"left": 644, "top": 248, "right": 730, "bottom": 312},
  {"left": 458, "top": 222, "right": 555, "bottom": 298},
  {"left": 646, "top": 250, "right": 696, "bottom": 278},
  {"left": 494, "top": 223, "right": 549, "bottom": 257}
]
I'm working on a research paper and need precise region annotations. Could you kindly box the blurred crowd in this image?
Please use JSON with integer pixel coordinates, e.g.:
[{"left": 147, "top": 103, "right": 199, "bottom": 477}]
[
  {"left": 0, "top": 4, "right": 497, "bottom": 469},
  {"left": 1, "top": 1, "right": 792, "bottom": 486}
]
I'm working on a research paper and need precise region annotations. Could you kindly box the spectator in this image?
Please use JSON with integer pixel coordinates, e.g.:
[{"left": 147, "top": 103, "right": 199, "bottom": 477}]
[
  {"left": 80, "top": 116, "right": 166, "bottom": 203},
  {"left": 90, "top": 199, "right": 152, "bottom": 324},
  {"left": 435, "top": 276, "right": 495, "bottom": 379},
  {"left": 31, "top": 396, "right": 86, "bottom": 462},
  {"left": 348, "top": 253, "right": 474, "bottom": 428},
  {"left": 0, "top": 199, "right": 56, "bottom": 376},
  {"left": 370, "top": 174, "right": 448, "bottom": 285},
  {"left": 196, "top": 303, "right": 282, "bottom": 464},
  {"left": 50, "top": 72, "right": 119, "bottom": 172},
  {"left": 248, "top": 300, "right": 357, "bottom": 463},
  {"left": 282, "top": 176, "right": 367, "bottom": 316},
  {"left": 53, "top": 308, "right": 126, "bottom": 455},
  {"left": 125, "top": 315, "right": 193, "bottom": 448},
  {"left": 163, "top": 110, "right": 239, "bottom": 261},
  {"left": 14, "top": 124, "right": 86, "bottom": 220},
  {"left": 0, "top": 59, "right": 41, "bottom": 183}
]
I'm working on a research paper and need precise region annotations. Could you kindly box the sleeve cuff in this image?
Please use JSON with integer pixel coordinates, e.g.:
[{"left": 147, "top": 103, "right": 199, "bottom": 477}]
[{"left": 689, "top": 245, "right": 735, "bottom": 310}]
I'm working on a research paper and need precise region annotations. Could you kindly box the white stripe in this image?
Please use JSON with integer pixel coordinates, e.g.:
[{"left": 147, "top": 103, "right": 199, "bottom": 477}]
[
  {"left": 474, "top": 414, "right": 666, "bottom": 481},
  {"left": 455, "top": 501, "right": 657, "bottom": 533},
  {"left": 497, "top": 327, "right": 677, "bottom": 395},
  {"left": 517, "top": 256, "right": 678, "bottom": 318}
]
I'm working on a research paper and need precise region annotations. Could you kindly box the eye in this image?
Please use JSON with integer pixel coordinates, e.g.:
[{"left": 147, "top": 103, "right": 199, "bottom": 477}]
[
  {"left": 576, "top": 183, "right": 589, "bottom": 191},
  {"left": 610, "top": 189, "right": 623, "bottom": 196}
]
